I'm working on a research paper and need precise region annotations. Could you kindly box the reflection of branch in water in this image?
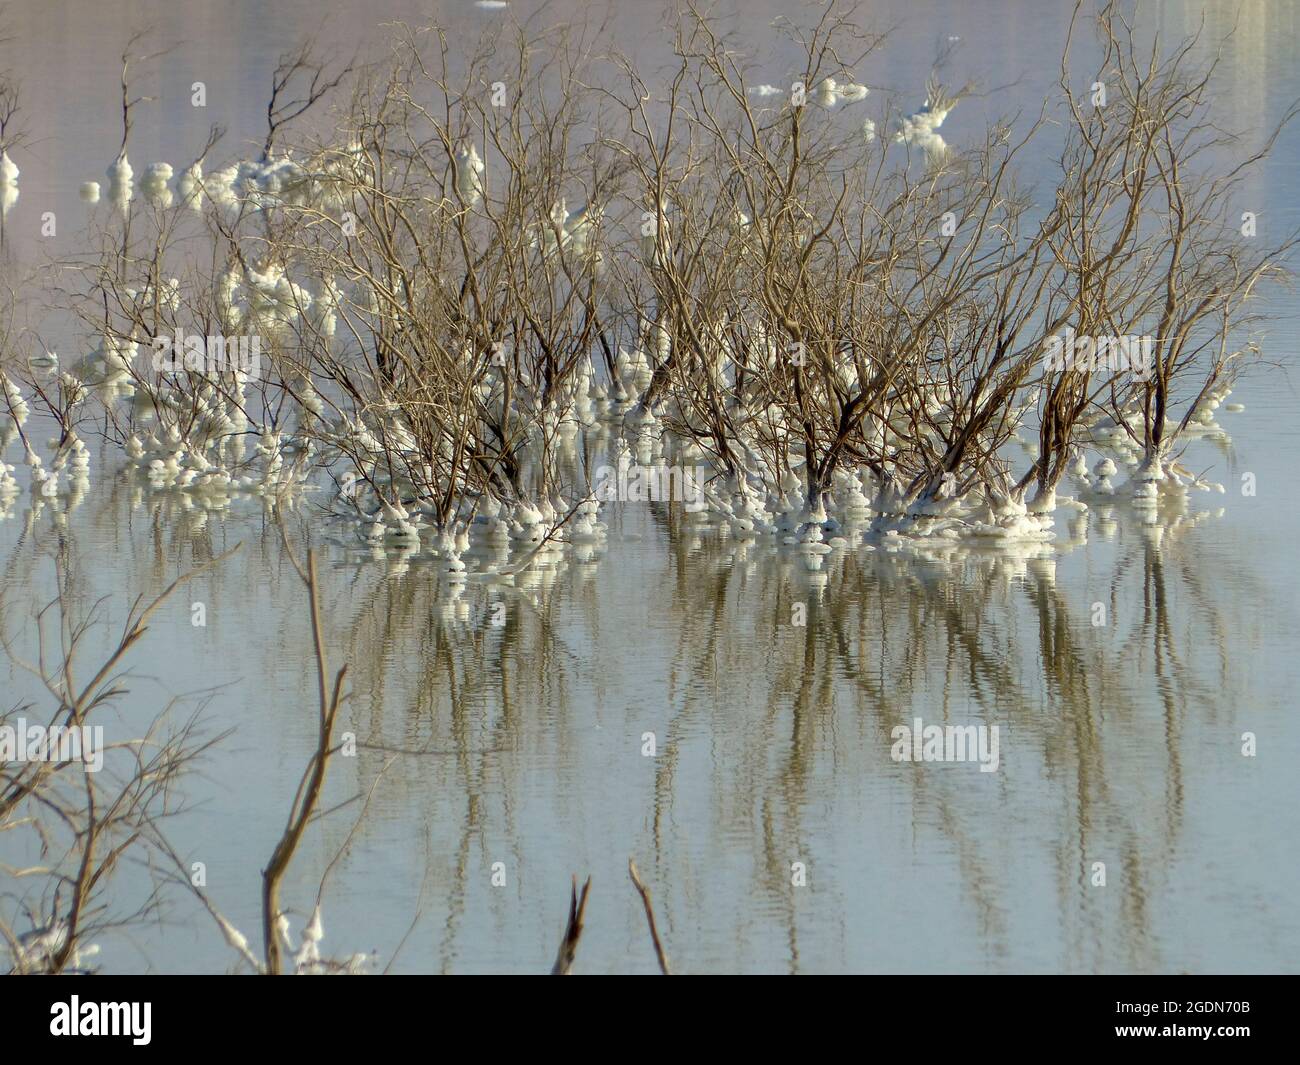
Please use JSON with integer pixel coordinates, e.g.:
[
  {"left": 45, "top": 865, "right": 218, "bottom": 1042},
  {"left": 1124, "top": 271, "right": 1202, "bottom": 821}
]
[
  {"left": 357, "top": 741, "right": 509, "bottom": 756},
  {"left": 643, "top": 497, "right": 1245, "bottom": 972},
  {"left": 0, "top": 465, "right": 1257, "bottom": 971}
]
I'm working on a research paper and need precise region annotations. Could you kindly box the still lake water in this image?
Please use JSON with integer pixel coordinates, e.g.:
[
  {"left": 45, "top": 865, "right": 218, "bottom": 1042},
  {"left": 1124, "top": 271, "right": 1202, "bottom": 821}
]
[{"left": 2, "top": 0, "right": 1299, "bottom": 973}]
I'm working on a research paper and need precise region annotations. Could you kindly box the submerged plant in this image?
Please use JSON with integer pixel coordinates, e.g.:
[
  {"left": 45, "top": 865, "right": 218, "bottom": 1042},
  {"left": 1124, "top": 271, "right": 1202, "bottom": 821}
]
[{"left": 0, "top": 0, "right": 1287, "bottom": 568}]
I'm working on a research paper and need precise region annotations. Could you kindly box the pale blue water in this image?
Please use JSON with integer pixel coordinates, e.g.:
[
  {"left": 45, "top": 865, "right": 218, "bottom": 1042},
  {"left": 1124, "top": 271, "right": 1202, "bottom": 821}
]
[{"left": 1, "top": 0, "right": 1298, "bottom": 973}]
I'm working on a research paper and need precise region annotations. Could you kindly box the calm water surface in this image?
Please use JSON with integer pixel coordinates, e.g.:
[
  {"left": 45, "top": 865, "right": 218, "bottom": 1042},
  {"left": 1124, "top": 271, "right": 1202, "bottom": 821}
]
[{"left": 1, "top": 0, "right": 1298, "bottom": 973}]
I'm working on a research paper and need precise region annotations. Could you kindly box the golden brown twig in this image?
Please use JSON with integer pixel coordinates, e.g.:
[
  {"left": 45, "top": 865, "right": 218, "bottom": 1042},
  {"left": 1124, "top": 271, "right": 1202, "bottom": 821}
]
[{"left": 628, "top": 859, "right": 670, "bottom": 975}]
